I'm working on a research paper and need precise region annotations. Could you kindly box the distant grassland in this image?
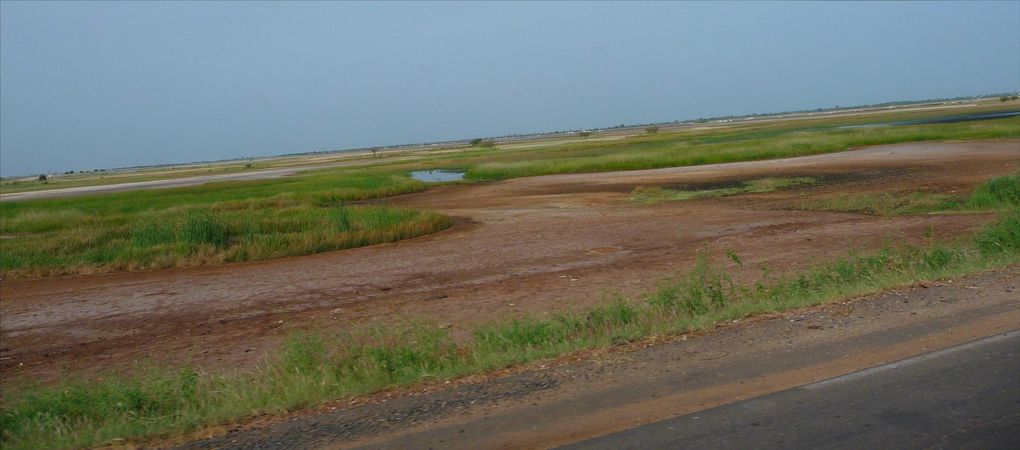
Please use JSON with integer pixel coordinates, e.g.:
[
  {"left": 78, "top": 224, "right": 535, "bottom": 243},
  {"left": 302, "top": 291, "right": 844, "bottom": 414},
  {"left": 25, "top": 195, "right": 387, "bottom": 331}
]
[
  {"left": 464, "top": 116, "right": 1020, "bottom": 180},
  {"left": 1, "top": 112, "right": 1018, "bottom": 277},
  {"left": 1, "top": 164, "right": 260, "bottom": 195}
]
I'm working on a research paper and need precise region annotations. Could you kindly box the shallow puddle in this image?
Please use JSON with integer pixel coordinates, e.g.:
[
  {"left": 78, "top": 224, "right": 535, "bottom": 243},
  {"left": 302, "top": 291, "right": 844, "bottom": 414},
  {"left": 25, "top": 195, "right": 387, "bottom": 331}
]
[
  {"left": 839, "top": 110, "right": 1020, "bottom": 129},
  {"left": 411, "top": 170, "right": 465, "bottom": 182}
]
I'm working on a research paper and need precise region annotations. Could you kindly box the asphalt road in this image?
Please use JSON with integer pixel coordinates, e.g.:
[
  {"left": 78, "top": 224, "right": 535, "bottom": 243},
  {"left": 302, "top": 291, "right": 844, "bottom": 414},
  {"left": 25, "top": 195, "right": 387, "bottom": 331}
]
[{"left": 564, "top": 330, "right": 1020, "bottom": 450}]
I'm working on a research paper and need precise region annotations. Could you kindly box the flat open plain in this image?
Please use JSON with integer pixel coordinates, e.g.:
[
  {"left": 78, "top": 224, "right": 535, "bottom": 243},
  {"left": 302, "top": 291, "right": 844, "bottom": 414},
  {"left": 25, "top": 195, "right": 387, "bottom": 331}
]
[{"left": 2, "top": 140, "right": 1017, "bottom": 383}]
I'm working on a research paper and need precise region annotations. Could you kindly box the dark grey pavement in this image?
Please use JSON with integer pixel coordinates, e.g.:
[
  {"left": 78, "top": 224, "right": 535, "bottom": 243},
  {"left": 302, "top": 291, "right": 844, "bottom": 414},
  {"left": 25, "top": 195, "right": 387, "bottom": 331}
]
[{"left": 564, "top": 331, "right": 1020, "bottom": 450}]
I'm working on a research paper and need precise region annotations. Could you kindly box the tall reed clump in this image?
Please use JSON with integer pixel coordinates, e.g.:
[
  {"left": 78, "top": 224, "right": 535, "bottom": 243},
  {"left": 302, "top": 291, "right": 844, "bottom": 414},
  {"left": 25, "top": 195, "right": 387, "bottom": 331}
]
[{"left": 3, "top": 211, "right": 1018, "bottom": 449}]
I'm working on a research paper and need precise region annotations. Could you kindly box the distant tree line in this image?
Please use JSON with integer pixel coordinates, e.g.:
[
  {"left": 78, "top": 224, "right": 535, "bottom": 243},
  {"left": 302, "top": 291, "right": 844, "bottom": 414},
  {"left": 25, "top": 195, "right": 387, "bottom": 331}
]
[{"left": 470, "top": 138, "right": 496, "bottom": 148}]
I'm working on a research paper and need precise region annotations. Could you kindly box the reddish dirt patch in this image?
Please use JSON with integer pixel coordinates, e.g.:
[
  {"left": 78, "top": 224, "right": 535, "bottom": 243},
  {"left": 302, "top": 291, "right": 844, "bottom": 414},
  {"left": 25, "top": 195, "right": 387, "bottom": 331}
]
[{"left": 1, "top": 140, "right": 1018, "bottom": 381}]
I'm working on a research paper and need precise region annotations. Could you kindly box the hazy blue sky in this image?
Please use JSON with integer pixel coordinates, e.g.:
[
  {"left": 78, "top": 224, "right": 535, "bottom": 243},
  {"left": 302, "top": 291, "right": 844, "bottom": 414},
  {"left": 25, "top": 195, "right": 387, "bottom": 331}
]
[{"left": 2, "top": 2, "right": 1018, "bottom": 177}]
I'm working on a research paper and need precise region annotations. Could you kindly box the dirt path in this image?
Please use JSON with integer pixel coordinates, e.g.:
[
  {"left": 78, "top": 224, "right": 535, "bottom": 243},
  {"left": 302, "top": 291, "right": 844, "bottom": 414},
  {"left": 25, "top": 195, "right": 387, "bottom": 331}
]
[
  {"left": 1, "top": 141, "right": 1018, "bottom": 380},
  {"left": 176, "top": 266, "right": 1020, "bottom": 449}
]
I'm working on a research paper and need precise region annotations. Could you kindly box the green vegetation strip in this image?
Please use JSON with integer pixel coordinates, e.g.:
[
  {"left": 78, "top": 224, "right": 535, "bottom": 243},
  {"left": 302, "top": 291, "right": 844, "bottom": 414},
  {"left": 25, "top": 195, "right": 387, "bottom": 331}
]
[
  {"left": 631, "top": 171, "right": 1020, "bottom": 215},
  {"left": 799, "top": 171, "right": 1020, "bottom": 216},
  {"left": 464, "top": 116, "right": 1020, "bottom": 180},
  {"left": 3, "top": 218, "right": 1019, "bottom": 447},
  {"left": 630, "top": 177, "right": 817, "bottom": 204},
  {"left": 0, "top": 171, "right": 451, "bottom": 277}
]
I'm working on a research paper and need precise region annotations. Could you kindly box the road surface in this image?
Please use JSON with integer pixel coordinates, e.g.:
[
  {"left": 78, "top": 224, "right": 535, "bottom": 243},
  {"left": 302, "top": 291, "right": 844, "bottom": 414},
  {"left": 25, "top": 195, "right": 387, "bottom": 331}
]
[{"left": 566, "top": 331, "right": 1020, "bottom": 450}]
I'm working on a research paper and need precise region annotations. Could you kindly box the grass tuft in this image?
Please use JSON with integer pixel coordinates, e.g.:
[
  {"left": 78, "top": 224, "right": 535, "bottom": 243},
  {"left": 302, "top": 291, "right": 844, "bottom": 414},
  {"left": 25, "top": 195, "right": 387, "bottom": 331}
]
[
  {"left": 799, "top": 171, "right": 1020, "bottom": 216},
  {"left": 180, "top": 213, "right": 232, "bottom": 247},
  {"left": 975, "top": 210, "right": 1020, "bottom": 255},
  {"left": 966, "top": 171, "right": 1020, "bottom": 210},
  {"left": 798, "top": 191, "right": 960, "bottom": 216}
]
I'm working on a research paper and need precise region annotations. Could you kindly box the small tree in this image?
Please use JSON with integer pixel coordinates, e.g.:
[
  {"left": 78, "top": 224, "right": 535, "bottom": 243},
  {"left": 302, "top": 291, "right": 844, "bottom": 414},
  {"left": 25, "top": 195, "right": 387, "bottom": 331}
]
[
  {"left": 1001, "top": 96, "right": 1010, "bottom": 102},
  {"left": 645, "top": 126, "right": 659, "bottom": 134},
  {"left": 38, "top": 174, "right": 47, "bottom": 181},
  {"left": 578, "top": 131, "right": 592, "bottom": 138}
]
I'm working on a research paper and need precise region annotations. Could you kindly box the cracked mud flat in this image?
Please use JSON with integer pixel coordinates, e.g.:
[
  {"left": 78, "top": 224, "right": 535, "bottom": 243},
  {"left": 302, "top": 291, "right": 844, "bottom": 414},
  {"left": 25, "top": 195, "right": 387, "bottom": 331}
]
[{"left": 1, "top": 140, "right": 1018, "bottom": 382}]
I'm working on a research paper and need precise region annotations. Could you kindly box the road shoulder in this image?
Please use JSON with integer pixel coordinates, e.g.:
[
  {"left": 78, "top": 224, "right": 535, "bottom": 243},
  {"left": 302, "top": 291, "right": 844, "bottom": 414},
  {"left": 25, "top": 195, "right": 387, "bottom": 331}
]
[{"left": 176, "top": 266, "right": 1019, "bottom": 450}]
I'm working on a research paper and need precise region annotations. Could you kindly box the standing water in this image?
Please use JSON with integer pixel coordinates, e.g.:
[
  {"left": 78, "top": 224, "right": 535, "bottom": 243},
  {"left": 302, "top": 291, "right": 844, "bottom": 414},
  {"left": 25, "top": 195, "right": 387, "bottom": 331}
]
[
  {"left": 838, "top": 110, "right": 1020, "bottom": 129},
  {"left": 410, "top": 169, "right": 465, "bottom": 182}
]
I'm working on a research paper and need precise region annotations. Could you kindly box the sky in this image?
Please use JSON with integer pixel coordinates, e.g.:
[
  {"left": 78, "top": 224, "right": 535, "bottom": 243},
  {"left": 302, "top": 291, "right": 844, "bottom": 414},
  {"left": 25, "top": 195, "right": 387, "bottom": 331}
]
[{"left": 1, "top": 2, "right": 1018, "bottom": 177}]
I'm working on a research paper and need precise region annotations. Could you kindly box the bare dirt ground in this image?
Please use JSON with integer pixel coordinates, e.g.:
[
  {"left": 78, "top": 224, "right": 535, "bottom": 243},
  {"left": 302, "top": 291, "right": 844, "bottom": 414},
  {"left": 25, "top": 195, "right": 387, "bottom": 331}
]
[{"left": 1, "top": 141, "right": 1018, "bottom": 382}]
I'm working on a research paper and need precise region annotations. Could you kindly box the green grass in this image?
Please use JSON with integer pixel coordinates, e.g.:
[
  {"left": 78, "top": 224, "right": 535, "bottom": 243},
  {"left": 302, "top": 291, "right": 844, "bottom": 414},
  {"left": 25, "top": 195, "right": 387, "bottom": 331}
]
[
  {"left": 0, "top": 170, "right": 450, "bottom": 277},
  {"left": 967, "top": 171, "right": 1020, "bottom": 210},
  {"left": 798, "top": 192, "right": 962, "bottom": 216},
  {"left": 799, "top": 171, "right": 1020, "bottom": 216},
  {"left": 975, "top": 210, "right": 1020, "bottom": 254},
  {"left": 630, "top": 177, "right": 817, "bottom": 204},
  {"left": 3, "top": 210, "right": 1018, "bottom": 449}
]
